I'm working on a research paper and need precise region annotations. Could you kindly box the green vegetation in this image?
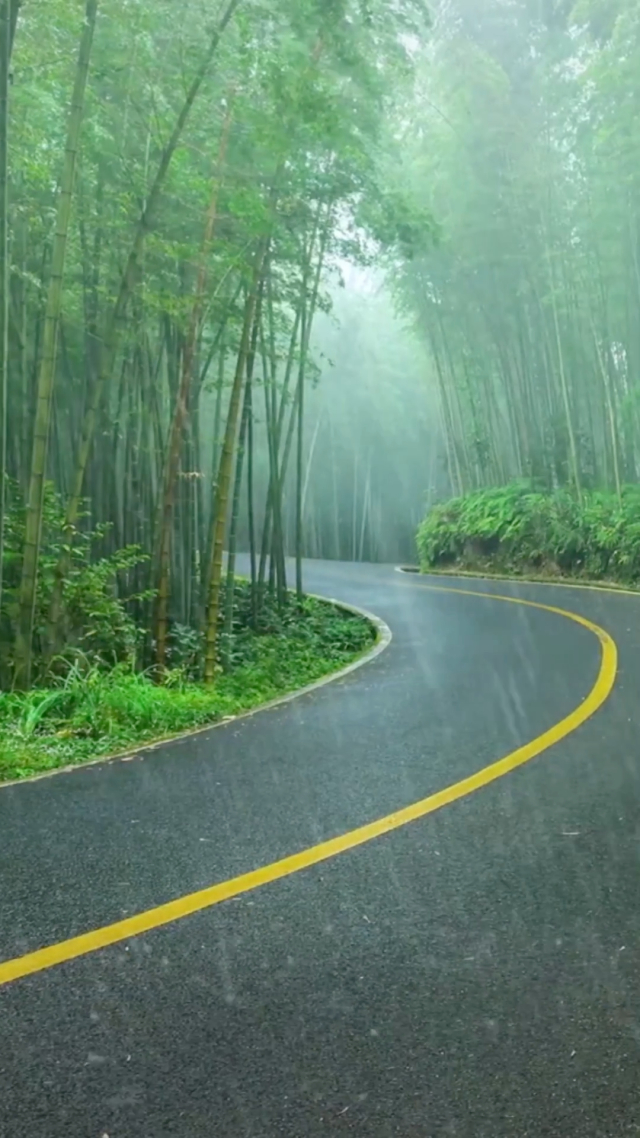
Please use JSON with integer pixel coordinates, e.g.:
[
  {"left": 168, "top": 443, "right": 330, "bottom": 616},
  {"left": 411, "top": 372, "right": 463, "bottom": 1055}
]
[
  {"left": 418, "top": 484, "right": 640, "bottom": 586},
  {"left": 0, "top": 479, "right": 150, "bottom": 689},
  {"left": 0, "top": 0, "right": 420, "bottom": 760},
  {"left": 0, "top": 0, "right": 430, "bottom": 695},
  {"left": 0, "top": 583, "right": 376, "bottom": 782},
  {"left": 396, "top": 1, "right": 640, "bottom": 515}
]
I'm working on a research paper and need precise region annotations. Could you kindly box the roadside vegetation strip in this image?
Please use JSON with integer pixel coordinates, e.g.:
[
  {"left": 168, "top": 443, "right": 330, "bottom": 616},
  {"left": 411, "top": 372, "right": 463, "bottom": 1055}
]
[
  {"left": 0, "top": 586, "right": 617, "bottom": 990},
  {"left": 417, "top": 483, "right": 640, "bottom": 589},
  {"left": 0, "top": 592, "right": 384, "bottom": 785}
]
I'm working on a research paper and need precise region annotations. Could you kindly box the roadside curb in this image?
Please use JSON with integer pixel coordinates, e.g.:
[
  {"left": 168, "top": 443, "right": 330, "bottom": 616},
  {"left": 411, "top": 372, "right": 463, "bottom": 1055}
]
[
  {"left": 394, "top": 564, "right": 640, "bottom": 597},
  {"left": 0, "top": 597, "right": 392, "bottom": 790}
]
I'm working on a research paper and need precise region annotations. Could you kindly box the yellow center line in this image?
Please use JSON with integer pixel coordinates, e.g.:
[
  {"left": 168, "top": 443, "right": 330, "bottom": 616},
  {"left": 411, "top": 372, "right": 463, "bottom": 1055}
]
[{"left": 0, "top": 586, "right": 618, "bottom": 989}]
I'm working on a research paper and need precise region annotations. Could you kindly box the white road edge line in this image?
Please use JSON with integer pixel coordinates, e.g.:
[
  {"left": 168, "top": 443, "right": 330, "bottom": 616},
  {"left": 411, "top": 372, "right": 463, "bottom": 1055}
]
[{"left": 0, "top": 597, "right": 392, "bottom": 790}]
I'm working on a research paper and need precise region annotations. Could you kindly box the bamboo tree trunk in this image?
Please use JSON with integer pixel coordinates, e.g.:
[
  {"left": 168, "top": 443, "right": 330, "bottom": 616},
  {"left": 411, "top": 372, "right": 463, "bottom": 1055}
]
[
  {"left": 15, "top": 219, "right": 29, "bottom": 492},
  {"left": 0, "top": 0, "right": 11, "bottom": 622},
  {"left": 257, "top": 395, "right": 275, "bottom": 598},
  {"left": 358, "top": 462, "right": 371, "bottom": 562},
  {"left": 295, "top": 295, "right": 307, "bottom": 601},
  {"left": 13, "top": 0, "right": 98, "bottom": 687},
  {"left": 589, "top": 312, "right": 622, "bottom": 502},
  {"left": 203, "top": 244, "right": 266, "bottom": 684},
  {"left": 246, "top": 371, "right": 257, "bottom": 626},
  {"left": 221, "top": 374, "right": 252, "bottom": 670},
  {"left": 257, "top": 331, "right": 296, "bottom": 583},
  {"left": 331, "top": 419, "right": 340, "bottom": 558},
  {"left": 543, "top": 228, "right": 582, "bottom": 501},
  {"left": 257, "top": 296, "right": 303, "bottom": 601},
  {"left": 293, "top": 204, "right": 330, "bottom": 600},
  {"left": 301, "top": 413, "right": 321, "bottom": 520},
  {"left": 155, "top": 101, "right": 233, "bottom": 672},
  {"left": 271, "top": 378, "right": 302, "bottom": 602},
  {"left": 199, "top": 350, "right": 224, "bottom": 592},
  {"left": 221, "top": 284, "right": 260, "bottom": 663},
  {"left": 428, "top": 316, "right": 464, "bottom": 494}
]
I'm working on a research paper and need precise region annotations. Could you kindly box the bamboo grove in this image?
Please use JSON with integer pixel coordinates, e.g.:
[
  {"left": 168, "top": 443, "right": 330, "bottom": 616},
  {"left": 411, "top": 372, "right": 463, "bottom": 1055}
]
[
  {"left": 0, "top": 0, "right": 430, "bottom": 689},
  {"left": 396, "top": 0, "right": 640, "bottom": 503}
]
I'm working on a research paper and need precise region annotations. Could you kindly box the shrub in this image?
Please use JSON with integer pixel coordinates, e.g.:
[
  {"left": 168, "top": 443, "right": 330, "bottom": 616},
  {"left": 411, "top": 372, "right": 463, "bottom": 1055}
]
[
  {"left": 0, "top": 479, "right": 149, "bottom": 686},
  {"left": 417, "top": 483, "right": 640, "bottom": 584}
]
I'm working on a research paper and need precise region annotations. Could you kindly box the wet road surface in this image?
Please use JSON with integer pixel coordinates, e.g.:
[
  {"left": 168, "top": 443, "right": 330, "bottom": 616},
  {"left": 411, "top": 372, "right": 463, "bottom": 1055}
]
[{"left": 1, "top": 561, "right": 640, "bottom": 1137}]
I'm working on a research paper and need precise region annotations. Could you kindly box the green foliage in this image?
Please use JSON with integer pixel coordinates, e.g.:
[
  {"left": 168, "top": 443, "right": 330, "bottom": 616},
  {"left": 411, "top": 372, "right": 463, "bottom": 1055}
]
[
  {"left": 0, "top": 480, "right": 148, "bottom": 686},
  {"left": 0, "top": 585, "right": 376, "bottom": 781},
  {"left": 417, "top": 483, "right": 640, "bottom": 584},
  {"left": 357, "top": 186, "right": 438, "bottom": 261},
  {"left": 390, "top": 0, "right": 640, "bottom": 503},
  {"left": 221, "top": 578, "right": 374, "bottom": 667}
]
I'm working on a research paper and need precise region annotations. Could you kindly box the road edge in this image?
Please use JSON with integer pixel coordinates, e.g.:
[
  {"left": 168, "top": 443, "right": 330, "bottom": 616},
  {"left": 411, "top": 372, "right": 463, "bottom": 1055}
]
[
  {"left": 0, "top": 598, "right": 392, "bottom": 791},
  {"left": 395, "top": 564, "right": 640, "bottom": 597}
]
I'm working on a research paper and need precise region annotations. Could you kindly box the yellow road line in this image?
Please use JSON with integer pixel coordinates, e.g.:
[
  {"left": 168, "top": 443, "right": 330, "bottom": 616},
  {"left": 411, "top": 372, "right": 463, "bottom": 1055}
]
[{"left": 0, "top": 588, "right": 618, "bottom": 989}]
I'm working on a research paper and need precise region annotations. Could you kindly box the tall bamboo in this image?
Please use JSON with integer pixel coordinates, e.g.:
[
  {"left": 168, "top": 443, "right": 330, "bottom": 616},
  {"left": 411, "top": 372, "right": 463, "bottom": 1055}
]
[
  {"left": 45, "top": 1, "right": 242, "bottom": 659},
  {"left": 14, "top": 0, "right": 98, "bottom": 686},
  {"left": 203, "top": 243, "right": 267, "bottom": 684},
  {"left": 0, "top": 0, "right": 12, "bottom": 621},
  {"left": 154, "top": 99, "right": 234, "bottom": 672},
  {"left": 221, "top": 371, "right": 253, "bottom": 670}
]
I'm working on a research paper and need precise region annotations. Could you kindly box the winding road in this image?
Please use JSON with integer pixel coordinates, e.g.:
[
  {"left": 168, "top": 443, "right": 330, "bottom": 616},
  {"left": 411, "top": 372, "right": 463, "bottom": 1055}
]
[{"left": 2, "top": 560, "right": 640, "bottom": 1137}]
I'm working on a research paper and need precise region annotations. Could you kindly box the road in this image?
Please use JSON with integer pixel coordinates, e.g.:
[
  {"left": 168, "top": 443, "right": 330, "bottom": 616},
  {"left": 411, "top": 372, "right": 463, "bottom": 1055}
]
[{"left": 1, "top": 560, "right": 640, "bottom": 1137}]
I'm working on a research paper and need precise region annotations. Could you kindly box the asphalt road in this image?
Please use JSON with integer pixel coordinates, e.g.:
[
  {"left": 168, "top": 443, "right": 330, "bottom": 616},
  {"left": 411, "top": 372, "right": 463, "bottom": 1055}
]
[{"left": 1, "top": 561, "right": 640, "bottom": 1137}]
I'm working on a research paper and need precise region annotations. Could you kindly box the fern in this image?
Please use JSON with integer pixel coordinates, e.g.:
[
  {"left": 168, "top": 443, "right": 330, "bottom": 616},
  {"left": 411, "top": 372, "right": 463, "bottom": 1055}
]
[{"left": 417, "top": 483, "right": 640, "bottom": 585}]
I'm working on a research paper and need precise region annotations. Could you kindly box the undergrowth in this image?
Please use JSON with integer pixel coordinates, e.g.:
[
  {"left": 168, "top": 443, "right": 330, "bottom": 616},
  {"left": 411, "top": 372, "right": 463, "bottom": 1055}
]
[
  {"left": 0, "top": 478, "right": 151, "bottom": 688},
  {"left": 0, "top": 589, "right": 376, "bottom": 783},
  {"left": 417, "top": 482, "right": 640, "bottom": 584}
]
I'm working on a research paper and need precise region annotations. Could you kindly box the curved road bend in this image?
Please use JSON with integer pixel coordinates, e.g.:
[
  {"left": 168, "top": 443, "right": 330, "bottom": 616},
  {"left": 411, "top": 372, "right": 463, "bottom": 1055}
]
[{"left": 1, "top": 561, "right": 640, "bottom": 1137}]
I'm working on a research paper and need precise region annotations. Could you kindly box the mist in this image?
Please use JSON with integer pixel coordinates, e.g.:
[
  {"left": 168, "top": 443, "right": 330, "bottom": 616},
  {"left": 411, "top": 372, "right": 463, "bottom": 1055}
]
[{"left": 224, "top": 273, "right": 445, "bottom": 569}]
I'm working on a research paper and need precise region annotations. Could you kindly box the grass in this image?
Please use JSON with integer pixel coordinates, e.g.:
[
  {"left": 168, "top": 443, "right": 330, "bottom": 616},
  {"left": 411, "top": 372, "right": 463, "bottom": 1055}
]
[{"left": 0, "top": 593, "right": 377, "bottom": 783}]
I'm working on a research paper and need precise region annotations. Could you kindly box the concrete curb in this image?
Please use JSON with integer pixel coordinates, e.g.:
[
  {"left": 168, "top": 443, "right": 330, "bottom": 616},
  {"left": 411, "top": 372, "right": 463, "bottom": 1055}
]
[
  {"left": 394, "top": 564, "right": 640, "bottom": 597},
  {"left": 0, "top": 597, "right": 392, "bottom": 790}
]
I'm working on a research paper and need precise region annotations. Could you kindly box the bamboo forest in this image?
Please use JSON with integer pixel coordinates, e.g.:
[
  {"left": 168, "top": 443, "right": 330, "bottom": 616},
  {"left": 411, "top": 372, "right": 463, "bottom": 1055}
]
[{"left": 1, "top": 0, "right": 640, "bottom": 774}]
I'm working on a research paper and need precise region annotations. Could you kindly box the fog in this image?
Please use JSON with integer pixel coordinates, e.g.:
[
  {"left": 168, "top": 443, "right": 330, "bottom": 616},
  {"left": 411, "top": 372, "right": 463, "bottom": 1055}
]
[{"left": 227, "top": 273, "right": 446, "bottom": 567}]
